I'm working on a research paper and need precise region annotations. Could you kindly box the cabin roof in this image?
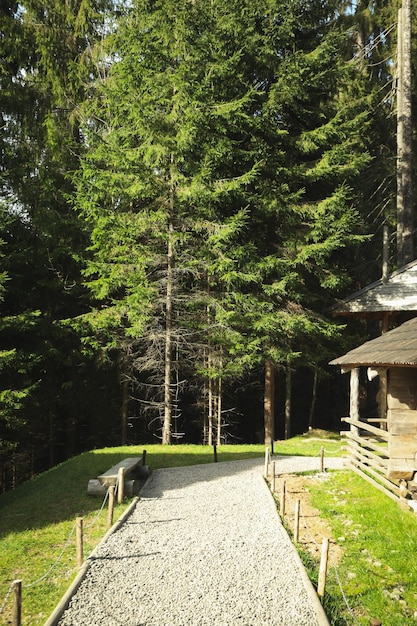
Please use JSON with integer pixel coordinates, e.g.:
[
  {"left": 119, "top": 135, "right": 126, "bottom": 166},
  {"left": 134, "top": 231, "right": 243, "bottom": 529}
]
[
  {"left": 330, "top": 260, "right": 417, "bottom": 315},
  {"left": 330, "top": 317, "right": 417, "bottom": 368}
]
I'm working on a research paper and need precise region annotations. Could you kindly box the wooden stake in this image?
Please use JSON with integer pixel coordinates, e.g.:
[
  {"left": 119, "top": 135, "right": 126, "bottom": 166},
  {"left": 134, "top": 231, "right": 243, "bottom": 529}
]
[
  {"left": 294, "top": 499, "right": 300, "bottom": 543},
  {"left": 76, "top": 517, "right": 84, "bottom": 569},
  {"left": 320, "top": 446, "right": 324, "bottom": 473},
  {"left": 142, "top": 449, "right": 147, "bottom": 466},
  {"left": 107, "top": 485, "right": 115, "bottom": 529},
  {"left": 280, "top": 479, "right": 286, "bottom": 516},
  {"left": 369, "top": 620, "right": 382, "bottom": 626},
  {"left": 12, "top": 579, "right": 22, "bottom": 626},
  {"left": 317, "top": 538, "right": 329, "bottom": 598},
  {"left": 270, "top": 461, "right": 276, "bottom": 492},
  {"left": 117, "top": 467, "right": 125, "bottom": 504}
]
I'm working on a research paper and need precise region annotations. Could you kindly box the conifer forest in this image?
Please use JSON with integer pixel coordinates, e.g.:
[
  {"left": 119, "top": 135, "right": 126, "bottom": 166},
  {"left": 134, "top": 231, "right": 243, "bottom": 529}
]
[{"left": 1, "top": 0, "right": 414, "bottom": 490}]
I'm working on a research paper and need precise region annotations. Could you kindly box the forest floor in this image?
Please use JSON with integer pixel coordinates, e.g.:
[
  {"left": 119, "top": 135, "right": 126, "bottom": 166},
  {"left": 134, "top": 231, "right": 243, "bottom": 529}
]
[{"left": 271, "top": 472, "right": 344, "bottom": 567}]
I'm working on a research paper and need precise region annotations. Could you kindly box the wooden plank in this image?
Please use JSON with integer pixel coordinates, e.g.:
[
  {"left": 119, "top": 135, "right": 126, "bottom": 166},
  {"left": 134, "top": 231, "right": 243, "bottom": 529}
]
[
  {"left": 98, "top": 457, "right": 142, "bottom": 486},
  {"left": 342, "top": 417, "right": 389, "bottom": 440},
  {"left": 346, "top": 463, "right": 409, "bottom": 509},
  {"left": 349, "top": 456, "right": 403, "bottom": 495},
  {"left": 345, "top": 441, "right": 388, "bottom": 474},
  {"left": 364, "top": 418, "right": 388, "bottom": 423},
  {"left": 343, "top": 430, "right": 389, "bottom": 457}
]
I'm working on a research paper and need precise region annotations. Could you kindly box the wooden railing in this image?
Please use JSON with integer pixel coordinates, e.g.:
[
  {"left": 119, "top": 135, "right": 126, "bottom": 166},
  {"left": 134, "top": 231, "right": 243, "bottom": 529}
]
[{"left": 341, "top": 418, "right": 410, "bottom": 506}]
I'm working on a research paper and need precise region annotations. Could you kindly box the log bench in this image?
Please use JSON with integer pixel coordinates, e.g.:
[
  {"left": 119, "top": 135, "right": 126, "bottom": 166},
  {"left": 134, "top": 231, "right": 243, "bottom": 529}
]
[{"left": 87, "top": 452, "right": 149, "bottom": 497}]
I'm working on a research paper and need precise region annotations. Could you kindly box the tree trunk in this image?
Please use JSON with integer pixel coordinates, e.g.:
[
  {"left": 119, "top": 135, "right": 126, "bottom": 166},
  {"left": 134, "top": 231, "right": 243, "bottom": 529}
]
[
  {"left": 121, "top": 375, "right": 129, "bottom": 445},
  {"left": 285, "top": 363, "right": 292, "bottom": 440},
  {"left": 308, "top": 367, "right": 318, "bottom": 431},
  {"left": 216, "top": 371, "right": 222, "bottom": 446},
  {"left": 264, "top": 359, "right": 275, "bottom": 446},
  {"left": 162, "top": 217, "right": 174, "bottom": 445},
  {"left": 397, "top": 0, "right": 413, "bottom": 266}
]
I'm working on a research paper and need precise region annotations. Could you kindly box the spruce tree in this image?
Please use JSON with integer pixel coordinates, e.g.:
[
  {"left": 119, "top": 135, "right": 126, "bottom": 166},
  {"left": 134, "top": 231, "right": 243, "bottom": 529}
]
[{"left": 75, "top": 0, "right": 371, "bottom": 444}]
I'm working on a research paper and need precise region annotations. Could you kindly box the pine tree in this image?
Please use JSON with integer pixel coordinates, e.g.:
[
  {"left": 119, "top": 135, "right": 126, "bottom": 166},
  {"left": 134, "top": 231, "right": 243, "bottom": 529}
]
[
  {"left": 0, "top": 0, "right": 116, "bottom": 483},
  {"left": 74, "top": 0, "right": 372, "bottom": 444}
]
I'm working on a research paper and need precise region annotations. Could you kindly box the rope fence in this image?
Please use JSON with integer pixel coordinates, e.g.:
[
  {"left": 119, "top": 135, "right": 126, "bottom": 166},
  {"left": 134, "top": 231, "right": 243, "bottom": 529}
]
[
  {"left": 0, "top": 472, "right": 126, "bottom": 626},
  {"left": 264, "top": 447, "right": 382, "bottom": 626}
]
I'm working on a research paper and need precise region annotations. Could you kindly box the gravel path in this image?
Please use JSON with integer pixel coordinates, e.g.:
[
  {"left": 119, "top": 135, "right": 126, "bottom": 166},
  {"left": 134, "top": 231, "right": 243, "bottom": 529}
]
[{"left": 57, "top": 456, "right": 342, "bottom": 626}]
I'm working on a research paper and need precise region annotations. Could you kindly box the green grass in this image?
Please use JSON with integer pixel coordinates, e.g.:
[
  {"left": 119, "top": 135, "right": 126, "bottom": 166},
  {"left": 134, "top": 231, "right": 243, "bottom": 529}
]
[
  {"left": 308, "top": 470, "right": 417, "bottom": 625},
  {"left": 0, "top": 443, "right": 266, "bottom": 625},
  {"left": 0, "top": 436, "right": 341, "bottom": 625}
]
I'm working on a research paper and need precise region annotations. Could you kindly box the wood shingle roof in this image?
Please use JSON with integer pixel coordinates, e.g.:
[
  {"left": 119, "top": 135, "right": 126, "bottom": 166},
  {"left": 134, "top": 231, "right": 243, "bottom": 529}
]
[
  {"left": 330, "top": 317, "right": 417, "bottom": 368},
  {"left": 331, "top": 260, "right": 417, "bottom": 315}
]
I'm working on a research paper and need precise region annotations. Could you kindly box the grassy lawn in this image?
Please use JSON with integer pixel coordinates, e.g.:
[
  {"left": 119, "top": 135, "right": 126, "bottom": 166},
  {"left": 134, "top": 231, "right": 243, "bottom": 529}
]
[
  {"left": 307, "top": 470, "right": 417, "bottom": 625},
  {"left": 0, "top": 405, "right": 409, "bottom": 624},
  {"left": 1, "top": 442, "right": 270, "bottom": 625}
]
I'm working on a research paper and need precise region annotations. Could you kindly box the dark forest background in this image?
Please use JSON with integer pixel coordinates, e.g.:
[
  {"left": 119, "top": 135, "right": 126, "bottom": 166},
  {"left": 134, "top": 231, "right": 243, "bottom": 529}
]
[{"left": 1, "top": 0, "right": 414, "bottom": 490}]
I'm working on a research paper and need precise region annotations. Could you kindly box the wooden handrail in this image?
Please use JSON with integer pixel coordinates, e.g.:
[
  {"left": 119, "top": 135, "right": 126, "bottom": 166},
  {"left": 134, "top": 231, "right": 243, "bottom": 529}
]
[{"left": 341, "top": 417, "right": 389, "bottom": 440}]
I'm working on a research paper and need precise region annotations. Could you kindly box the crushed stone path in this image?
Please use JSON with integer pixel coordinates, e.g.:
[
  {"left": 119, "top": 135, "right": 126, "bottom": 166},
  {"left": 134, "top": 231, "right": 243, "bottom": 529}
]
[{"left": 57, "top": 456, "right": 342, "bottom": 625}]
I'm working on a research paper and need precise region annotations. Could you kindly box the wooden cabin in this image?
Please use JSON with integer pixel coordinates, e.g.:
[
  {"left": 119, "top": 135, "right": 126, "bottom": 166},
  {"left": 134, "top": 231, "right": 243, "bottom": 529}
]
[
  {"left": 330, "top": 317, "right": 417, "bottom": 508},
  {"left": 331, "top": 258, "right": 417, "bottom": 330}
]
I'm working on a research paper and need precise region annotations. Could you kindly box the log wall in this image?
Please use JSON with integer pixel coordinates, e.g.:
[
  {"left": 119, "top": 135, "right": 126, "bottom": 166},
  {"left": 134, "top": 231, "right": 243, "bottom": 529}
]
[{"left": 388, "top": 368, "right": 417, "bottom": 480}]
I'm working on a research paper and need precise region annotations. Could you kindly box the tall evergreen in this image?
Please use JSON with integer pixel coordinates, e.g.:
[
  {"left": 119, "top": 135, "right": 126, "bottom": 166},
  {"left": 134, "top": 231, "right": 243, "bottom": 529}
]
[
  {"left": 75, "top": 0, "right": 371, "bottom": 443},
  {"left": 0, "top": 0, "right": 115, "bottom": 485}
]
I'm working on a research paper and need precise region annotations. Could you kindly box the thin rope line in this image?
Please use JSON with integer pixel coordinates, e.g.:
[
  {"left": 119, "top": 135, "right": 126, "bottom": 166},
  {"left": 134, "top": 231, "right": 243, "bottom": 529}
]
[
  {"left": 25, "top": 523, "right": 77, "bottom": 589},
  {"left": 0, "top": 582, "right": 14, "bottom": 615}
]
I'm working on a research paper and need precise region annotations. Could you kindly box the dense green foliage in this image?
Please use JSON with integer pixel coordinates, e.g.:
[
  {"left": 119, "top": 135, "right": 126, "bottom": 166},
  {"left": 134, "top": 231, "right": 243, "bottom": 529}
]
[{"left": 0, "top": 1, "right": 414, "bottom": 486}]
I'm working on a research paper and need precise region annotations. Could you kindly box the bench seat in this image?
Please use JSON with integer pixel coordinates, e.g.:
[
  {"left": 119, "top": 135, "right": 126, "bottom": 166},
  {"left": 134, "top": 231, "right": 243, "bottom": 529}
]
[{"left": 97, "top": 457, "right": 142, "bottom": 486}]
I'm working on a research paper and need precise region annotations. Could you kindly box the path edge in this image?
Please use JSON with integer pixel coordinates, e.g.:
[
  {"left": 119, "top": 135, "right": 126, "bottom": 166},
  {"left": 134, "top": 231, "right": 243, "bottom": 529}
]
[
  {"left": 260, "top": 475, "right": 331, "bottom": 626},
  {"left": 44, "top": 474, "right": 153, "bottom": 626}
]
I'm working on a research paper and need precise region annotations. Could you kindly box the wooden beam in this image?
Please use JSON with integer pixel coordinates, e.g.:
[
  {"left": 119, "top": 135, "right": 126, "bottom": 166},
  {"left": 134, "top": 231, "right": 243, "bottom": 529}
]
[
  {"left": 343, "top": 430, "right": 388, "bottom": 457},
  {"left": 342, "top": 417, "right": 389, "bottom": 440}
]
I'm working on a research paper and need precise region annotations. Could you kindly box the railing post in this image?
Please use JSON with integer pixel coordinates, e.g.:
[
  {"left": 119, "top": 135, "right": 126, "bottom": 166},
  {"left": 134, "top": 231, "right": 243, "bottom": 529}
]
[
  {"left": 107, "top": 485, "right": 115, "bottom": 529},
  {"left": 117, "top": 467, "right": 125, "bottom": 504},
  {"left": 12, "top": 579, "right": 22, "bottom": 626},
  {"left": 317, "top": 538, "right": 329, "bottom": 599},
  {"left": 76, "top": 517, "right": 84, "bottom": 569}
]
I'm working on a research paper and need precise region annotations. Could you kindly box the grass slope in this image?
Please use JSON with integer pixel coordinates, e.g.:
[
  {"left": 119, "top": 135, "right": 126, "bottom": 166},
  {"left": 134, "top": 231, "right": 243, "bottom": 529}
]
[
  {"left": 0, "top": 434, "right": 340, "bottom": 625},
  {"left": 308, "top": 470, "right": 417, "bottom": 625}
]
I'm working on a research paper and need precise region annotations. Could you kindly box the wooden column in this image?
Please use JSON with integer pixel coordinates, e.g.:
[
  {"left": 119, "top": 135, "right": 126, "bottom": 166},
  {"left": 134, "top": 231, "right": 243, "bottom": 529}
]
[{"left": 350, "top": 368, "right": 360, "bottom": 435}]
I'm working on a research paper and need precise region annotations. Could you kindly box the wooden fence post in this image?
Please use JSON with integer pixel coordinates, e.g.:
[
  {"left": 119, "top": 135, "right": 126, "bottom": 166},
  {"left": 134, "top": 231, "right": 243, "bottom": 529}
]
[
  {"left": 320, "top": 446, "right": 324, "bottom": 473},
  {"left": 294, "top": 499, "right": 300, "bottom": 543},
  {"left": 117, "top": 467, "right": 125, "bottom": 504},
  {"left": 317, "top": 538, "right": 329, "bottom": 599},
  {"left": 12, "top": 579, "right": 22, "bottom": 626},
  {"left": 280, "top": 479, "right": 286, "bottom": 516},
  {"left": 142, "top": 449, "right": 147, "bottom": 466},
  {"left": 107, "top": 485, "right": 115, "bottom": 529},
  {"left": 76, "top": 517, "right": 84, "bottom": 569}
]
